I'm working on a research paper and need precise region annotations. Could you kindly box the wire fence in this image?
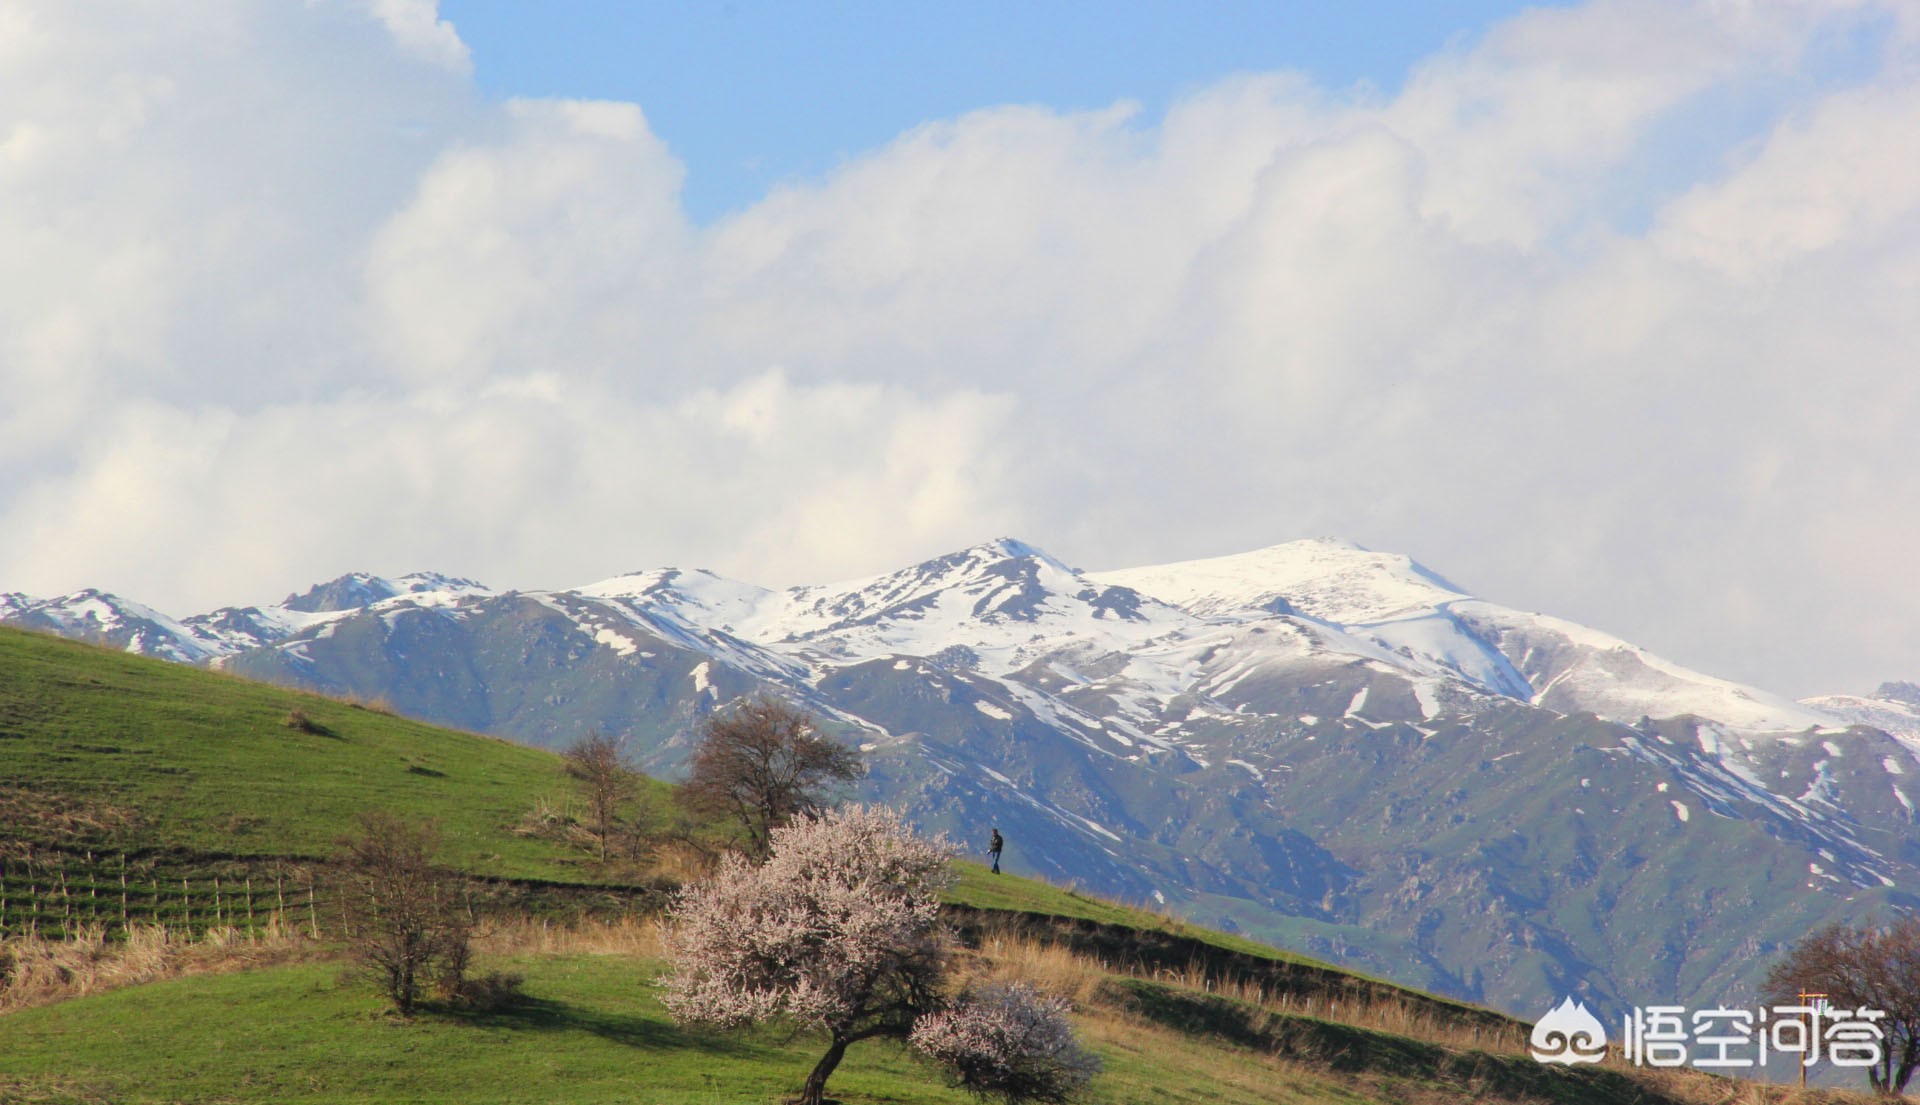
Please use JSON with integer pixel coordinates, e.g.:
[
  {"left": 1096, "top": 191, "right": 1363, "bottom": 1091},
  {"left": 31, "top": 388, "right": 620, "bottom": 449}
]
[
  {"left": 0, "top": 849, "right": 326, "bottom": 942},
  {"left": 0, "top": 846, "right": 674, "bottom": 944}
]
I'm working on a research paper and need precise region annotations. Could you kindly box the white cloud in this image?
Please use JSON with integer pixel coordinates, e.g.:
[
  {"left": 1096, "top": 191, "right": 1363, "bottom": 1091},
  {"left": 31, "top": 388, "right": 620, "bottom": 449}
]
[
  {"left": 1, "top": 372, "right": 1015, "bottom": 609},
  {"left": 2, "top": 0, "right": 1918, "bottom": 697},
  {"left": 365, "top": 98, "right": 689, "bottom": 385},
  {"left": 359, "top": 0, "right": 470, "bottom": 72},
  {"left": 1654, "top": 83, "right": 1920, "bottom": 274}
]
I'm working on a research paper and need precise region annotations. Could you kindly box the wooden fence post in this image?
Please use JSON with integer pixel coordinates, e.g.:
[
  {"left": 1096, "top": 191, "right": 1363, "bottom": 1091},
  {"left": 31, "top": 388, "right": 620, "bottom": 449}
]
[{"left": 58, "top": 861, "right": 72, "bottom": 934}]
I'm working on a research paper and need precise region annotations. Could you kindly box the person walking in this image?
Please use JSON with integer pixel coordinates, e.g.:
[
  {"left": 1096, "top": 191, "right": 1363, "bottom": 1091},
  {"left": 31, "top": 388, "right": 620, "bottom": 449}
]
[{"left": 989, "top": 828, "right": 1004, "bottom": 875}]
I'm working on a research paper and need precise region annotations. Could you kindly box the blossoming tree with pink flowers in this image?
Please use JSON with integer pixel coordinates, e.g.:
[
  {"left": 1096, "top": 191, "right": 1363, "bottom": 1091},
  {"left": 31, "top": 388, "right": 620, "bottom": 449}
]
[{"left": 661, "top": 804, "right": 1098, "bottom": 1105}]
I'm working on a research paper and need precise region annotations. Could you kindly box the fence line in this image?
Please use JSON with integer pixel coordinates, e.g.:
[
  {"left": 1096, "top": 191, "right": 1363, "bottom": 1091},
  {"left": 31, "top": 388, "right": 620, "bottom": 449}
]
[
  {"left": 0, "top": 852, "right": 329, "bottom": 942},
  {"left": 0, "top": 848, "right": 671, "bottom": 945}
]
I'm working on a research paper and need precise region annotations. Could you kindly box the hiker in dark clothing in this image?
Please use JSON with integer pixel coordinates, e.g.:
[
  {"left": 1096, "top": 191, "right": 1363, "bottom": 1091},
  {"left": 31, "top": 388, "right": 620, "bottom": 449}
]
[{"left": 989, "top": 828, "right": 1004, "bottom": 874}]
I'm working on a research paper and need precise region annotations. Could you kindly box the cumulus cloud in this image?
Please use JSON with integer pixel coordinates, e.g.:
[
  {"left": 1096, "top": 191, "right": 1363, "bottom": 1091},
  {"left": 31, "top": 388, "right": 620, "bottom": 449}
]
[{"left": 3, "top": 0, "right": 1917, "bottom": 695}]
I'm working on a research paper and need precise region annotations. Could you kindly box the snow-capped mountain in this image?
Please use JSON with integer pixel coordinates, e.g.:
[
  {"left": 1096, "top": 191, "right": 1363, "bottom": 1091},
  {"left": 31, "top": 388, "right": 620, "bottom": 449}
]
[
  {"left": 4, "top": 588, "right": 223, "bottom": 664},
  {"left": 9, "top": 538, "right": 1919, "bottom": 1020},
  {"left": 3, "top": 571, "right": 499, "bottom": 662},
  {"left": 278, "top": 570, "right": 492, "bottom": 614},
  {"left": 1803, "top": 682, "right": 1920, "bottom": 750},
  {"left": 1092, "top": 540, "right": 1835, "bottom": 732},
  {"left": 4, "top": 539, "right": 1858, "bottom": 739}
]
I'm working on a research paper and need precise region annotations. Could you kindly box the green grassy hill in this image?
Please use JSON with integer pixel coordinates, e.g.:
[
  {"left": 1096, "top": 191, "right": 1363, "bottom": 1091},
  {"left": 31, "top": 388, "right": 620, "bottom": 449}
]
[
  {"left": 0, "top": 627, "right": 1864, "bottom": 1105},
  {"left": 0, "top": 625, "right": 605, "bottom": 875}
]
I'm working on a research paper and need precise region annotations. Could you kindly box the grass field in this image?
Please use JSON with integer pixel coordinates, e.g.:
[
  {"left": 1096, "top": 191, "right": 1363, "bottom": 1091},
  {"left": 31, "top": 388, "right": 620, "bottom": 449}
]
[
  {"left": 0, "top": 939, "right": 1545, "bottom": 1105},
  {"left": 0, "top": 923, "right": 1862, "bottom": 1105},
  {"left": 0, "top": 627, "right": 606, "bottom": 878}
]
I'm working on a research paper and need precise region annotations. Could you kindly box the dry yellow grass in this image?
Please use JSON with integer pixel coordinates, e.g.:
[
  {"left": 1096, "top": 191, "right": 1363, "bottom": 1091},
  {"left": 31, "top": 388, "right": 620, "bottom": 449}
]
[
  {"left": 966, "top": 932, "right": 1107, "bottom": 1004},
  {"left": 963, "top": 932, "right": 1527, "bottom": 1054},
  {"left": 960, "top": 933, "right": 1889, "bottom": 1105},
  {"left": 1610, "top": 1061, "right": 1879, "bottom": 1105},
  {"left": 471, "top": 914, "right": 665, "bottom": 959},
  {"left": 0, "top": 917, "right": 314, "bottom": 1014},
  {"left": 647, "top": 838, "right": 720, "bottom": 884}
]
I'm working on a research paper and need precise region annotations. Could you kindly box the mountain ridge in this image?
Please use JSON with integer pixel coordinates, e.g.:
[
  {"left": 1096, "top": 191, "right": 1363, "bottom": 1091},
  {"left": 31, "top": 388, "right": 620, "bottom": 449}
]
[
  {"left": 7, "top": 537, "right": 1890, "bottom": 734},
  {"left": 9, "top": 537, "right": 1918, "bottom": 1020}
]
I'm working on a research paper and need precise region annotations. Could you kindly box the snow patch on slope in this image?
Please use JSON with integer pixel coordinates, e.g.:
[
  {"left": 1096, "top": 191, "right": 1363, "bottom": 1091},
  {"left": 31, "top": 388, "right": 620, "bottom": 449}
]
[{"left": 1092, "top": 538, "right": 1465, "bottom": 624}]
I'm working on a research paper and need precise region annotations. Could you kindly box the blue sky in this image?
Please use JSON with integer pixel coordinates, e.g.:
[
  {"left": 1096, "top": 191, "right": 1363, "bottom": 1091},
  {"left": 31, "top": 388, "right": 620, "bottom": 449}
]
[{"left": 441, "top": 1, "right": 1563, "bottom": 221}]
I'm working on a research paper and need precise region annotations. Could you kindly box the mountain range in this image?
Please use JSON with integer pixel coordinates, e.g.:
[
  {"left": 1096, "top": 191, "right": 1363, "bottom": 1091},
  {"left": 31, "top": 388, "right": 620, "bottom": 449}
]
[{"left": 9, "top": 537, "right": 1920, "bottom": 1020}]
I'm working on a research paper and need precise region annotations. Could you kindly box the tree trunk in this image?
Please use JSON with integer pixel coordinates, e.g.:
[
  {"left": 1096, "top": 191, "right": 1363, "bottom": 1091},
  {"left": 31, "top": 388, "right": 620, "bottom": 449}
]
[
  {"left": 1890, "top": 1035, "right": 1920, "bottom": 1096},
  {"left": 797, "top": 1035, "right": 849, "bottom": 1105}
]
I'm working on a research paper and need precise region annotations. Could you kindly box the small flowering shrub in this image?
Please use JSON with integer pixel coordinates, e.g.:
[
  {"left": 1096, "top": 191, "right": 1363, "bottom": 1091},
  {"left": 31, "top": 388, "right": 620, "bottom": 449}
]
[{"left": 911, "top": 982, "right": 1101, "bottom": 1105}]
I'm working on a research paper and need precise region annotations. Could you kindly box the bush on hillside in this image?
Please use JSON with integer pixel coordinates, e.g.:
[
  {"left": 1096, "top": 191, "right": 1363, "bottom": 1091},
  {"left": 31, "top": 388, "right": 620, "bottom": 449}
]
[
  {"left": 282, "top": 709, "right": 332, "bottom": 736},
  {"left": 333, "top": 811, "right": 471, "bottom": 1016},
  {"left": 911, "top": 982, "right": 1101, "bottom": 1105},
  {"left": 561, "top": 731, "right": 643, "bottom": 863}
]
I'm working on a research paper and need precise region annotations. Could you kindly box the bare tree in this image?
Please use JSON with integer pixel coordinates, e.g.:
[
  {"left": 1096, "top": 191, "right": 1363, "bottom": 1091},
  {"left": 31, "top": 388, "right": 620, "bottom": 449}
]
[
  {"left": 563, "top": 731, "right": 640, "bottom": 862},
  {"left": 334, "top": 810, "right": 470, "bottom": 1016},
  {"left": 662, "top": 805, "right": 1096, "bottom": 1105},
  {"left": 680, "top": 696, "right": 862, "bottom": 857},
  {"left": 1764, "top": 917, "right": 1920, "bottom": 1094}
]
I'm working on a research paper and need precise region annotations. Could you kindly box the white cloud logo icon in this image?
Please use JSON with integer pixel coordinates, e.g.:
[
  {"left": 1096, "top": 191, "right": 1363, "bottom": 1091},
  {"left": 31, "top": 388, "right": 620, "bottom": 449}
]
[{"left": 1531, "top": 997, "right": 1608, "bottom": 1065}]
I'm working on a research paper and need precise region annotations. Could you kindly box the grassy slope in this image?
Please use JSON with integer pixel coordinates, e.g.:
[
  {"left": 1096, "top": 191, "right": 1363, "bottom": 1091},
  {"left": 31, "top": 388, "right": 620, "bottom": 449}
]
[
  {"left": 0, "top": 952, "right": 1460, "bottom": 1105},
  {"left": 2, "top": 627, "right": 1790, "bottom": 1104},
  {"left": 0, "top": 626, "right": 1346, "bottom": 966},
  {"left": 947, "top": 859, "right": 1334, "bottom": 966},
  {"left": 0, "top": 626, "right": 632, "bottom": 878}
]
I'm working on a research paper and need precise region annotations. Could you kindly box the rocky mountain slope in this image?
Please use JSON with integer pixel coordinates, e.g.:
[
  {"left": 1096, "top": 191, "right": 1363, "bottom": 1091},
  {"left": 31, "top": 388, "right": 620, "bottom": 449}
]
[{"left": 9, "top": 538, "right": 1917, "bottom": 1019}]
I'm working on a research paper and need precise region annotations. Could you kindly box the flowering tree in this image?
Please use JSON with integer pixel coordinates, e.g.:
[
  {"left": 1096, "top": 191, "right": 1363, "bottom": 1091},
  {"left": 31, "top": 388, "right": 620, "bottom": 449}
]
[{"left": 661, "top": 805, "right": 1097, "bottom": 1105}]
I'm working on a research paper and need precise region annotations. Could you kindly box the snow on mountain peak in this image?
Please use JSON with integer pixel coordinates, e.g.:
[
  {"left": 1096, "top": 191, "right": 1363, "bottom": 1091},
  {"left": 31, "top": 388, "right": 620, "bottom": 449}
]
[
  {"left": 281, "top": 572, "right": 401, "bottom": 613},
  {"left": 278, "top": 571, "right": 491, "bottom": 614},
  {"left": 9, "top": 588, "right": 218, "bottom": 664},
  {"left": 1801, "top": 683, "right": 1920, "bottom": 752},
  {"left": 790, "top": 540, "right": 1078, "bottom": 625},
  {"left": 573, "top": 567, "right": 775, "bottom": 634},
  {"left": 391, "top": 572, "right": 490, "bottom": 596},
  {"left": 732, "top": 538, "right": 1176, "bottom": 676},
  {"left": 1877, "top": 681, "right": 1920, "bottom": 708},
  {"left": 2, "top": 538, "right": 1885, "bottom": 743},
  {"left": 975, "top": 536, "right": 1064, "bottom": 566},
  {"left": 1091, "top": 539, "right": 1468, "bottom": 625},
  {"left": 1092, "top": 539, "right": 1848, "bottom": 735}
]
